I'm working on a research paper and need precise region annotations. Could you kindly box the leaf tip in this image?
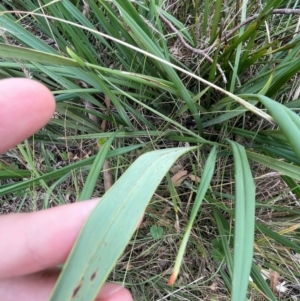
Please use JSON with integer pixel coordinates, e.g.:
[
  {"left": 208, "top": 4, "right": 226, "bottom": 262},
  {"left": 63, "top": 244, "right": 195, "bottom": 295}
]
[{"left": 167, "top": 272, "right": 177, "bottom": 286}]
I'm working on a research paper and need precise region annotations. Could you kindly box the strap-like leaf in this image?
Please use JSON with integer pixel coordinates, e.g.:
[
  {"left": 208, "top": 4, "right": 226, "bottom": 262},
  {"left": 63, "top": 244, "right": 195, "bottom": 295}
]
[
  {"left": 228, "top": 140, "right": 256, "bottom": 301},
  {"left": 250, "top": 95, "right": 300, "bottom": 161},
  {"left": 168, "top": 146, "right": 217, "bottom": 284},
  {"left": 79, "top": 132, "right": 118, "bottom": 201},
  {"left": 247, "top": 151, "right": 300, "bottom": 180},
  {"left": 0, "top": 43, "right": 79, "bottom": 66},
  {"left": 49, "top": 147, "right": 196, "bottom": 300}
]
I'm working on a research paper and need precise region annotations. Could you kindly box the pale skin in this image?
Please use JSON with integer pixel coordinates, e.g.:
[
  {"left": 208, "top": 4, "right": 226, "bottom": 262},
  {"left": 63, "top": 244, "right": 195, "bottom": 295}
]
[{"left": 0, "top": 78, "right": 133, "bottom": 301}]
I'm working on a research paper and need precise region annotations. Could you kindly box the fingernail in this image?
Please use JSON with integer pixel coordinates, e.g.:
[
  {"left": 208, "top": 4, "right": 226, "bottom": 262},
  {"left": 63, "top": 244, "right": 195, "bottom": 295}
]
[
  {"left": 98, "top": 283, "right": 123, "bottom": 298},
  {"left": 105, "top": 285, "right": 123, "bottom": 297}
]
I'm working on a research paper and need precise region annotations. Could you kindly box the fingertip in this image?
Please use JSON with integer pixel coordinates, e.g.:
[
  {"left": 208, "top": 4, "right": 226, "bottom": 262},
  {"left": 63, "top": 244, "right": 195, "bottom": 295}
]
[
  {"left": 97, "top": 283, "right": 132, "bottom": 301},
  {"left": 1, "top": 78, "right": 56, "bottom": 118},
  {"left": 0, "top": 270, "right": 133, "bottom": 301},
  {"left": 0, "top": 198, "right": 100, "bottom": 278},
  {"left": 105, "top": 287, "right": 133, "bottom": 301},
  {"left": 0, "top": 78, "right": 56, "bottom": 153}
]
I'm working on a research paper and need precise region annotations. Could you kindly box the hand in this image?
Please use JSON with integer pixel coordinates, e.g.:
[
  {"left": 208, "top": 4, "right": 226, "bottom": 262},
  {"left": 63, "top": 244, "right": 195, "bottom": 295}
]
[{"left": 0, "top": 78, "right": 132, "bottom": 301}]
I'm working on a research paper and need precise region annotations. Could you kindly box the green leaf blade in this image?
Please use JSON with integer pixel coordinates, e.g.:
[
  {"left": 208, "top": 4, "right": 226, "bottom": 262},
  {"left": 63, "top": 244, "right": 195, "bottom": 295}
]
[
  {"left": 168, "top": 146, "right": 217, "bottom": 284},
  {"left": 247, "top": 151, "right": 300, "bottom": 180},
  {"left": 228, "top": 141, "right": 256, "bottom": 301},
  {"left": 78, "top": 133, "right": 118, "bottom": 201},
  {"left": 49, "top": 147, "right": 196, "bottom": 300},
  {"left": 254, "top": 95, "right": 300, "bottom": 161}
]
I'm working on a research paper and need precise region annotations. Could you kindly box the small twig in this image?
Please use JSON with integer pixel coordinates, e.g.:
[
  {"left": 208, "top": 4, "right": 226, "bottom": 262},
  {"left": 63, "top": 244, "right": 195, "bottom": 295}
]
[
  {"left": 159, "top": 13, "right": 227, "bottom": 84},
  {"left": 84, "top": 100, "right": 100, "bottom": 124},
  {"left": 81, "top": 83, "right": 113, "bottom": 191},
  {"left": 102, "top": 159, "right": 113, "bottom": 191},
  {"left": 272, "top": 8, "right": 300, "bottom": 15},
  {"left": 101, "top": 95, "right": 113, "bottom": 191}
]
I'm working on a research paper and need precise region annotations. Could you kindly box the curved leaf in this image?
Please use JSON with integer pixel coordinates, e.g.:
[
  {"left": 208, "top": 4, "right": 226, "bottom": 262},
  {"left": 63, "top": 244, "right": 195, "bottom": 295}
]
[
  {"left": 251, "top": 95, "right": 300, "bottom": 161},
  {"left": 49, "top": 147, "right": 196, "bottom": 301},
  {"left": 228, "top": 141, "right": 256, "bottom": 301},
  {"left": 168, "top": 146, "right": 217, "bottom": 284},
  {"left": 247, "top": 151, "right": 300, "bottom": 180}
]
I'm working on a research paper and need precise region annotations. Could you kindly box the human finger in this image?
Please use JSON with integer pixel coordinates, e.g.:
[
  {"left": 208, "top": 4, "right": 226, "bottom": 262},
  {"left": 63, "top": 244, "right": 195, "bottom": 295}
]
[
  {"left": 0, "top": 78, "right": 55, "bottom": 154},
  {"left": 0, "top": 268, "right": 132, "bottom": 301},
  {"left": 0, "top": 199, "right": 143, "bottom": 279},
  {"left": 0, "top": 199, "right": 99, "bottom": 278}
]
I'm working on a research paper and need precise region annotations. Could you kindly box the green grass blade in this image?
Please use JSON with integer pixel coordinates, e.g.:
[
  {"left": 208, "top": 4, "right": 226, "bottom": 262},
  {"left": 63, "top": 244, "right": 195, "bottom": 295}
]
[
  {"left": 261, "top": 146, "right": 300, "bottom": 165},
  {"left": 0, "top": 43, "right": 78, "bottom": 66},
  {"left": 229, "top": 0, "right": 248, "bottom": 93},
  {"left": 210, "top": 0, "right": 222, "bottom": 44},
  {"left": 256, "top": 223, "right": 300, "bottom": 252},
  {"left": 212, "top": 207, "right": 233, "bottom": 277},
  {"left": 228, "top": 140, "right": 256, "bottom": 301},
  {"left": 166, "top": 172, "right": 180, "bottom": 214},
  {"left": 207, "top": 40, "right": 221, "bottom": 89},
  {"left": 250, "top": 263, "right": 277, "bottom": 301},
  {"left": 228, "top": 127, "right": 293, "bottom": 152},
  {"left": 61, "top": 0, "right": 112, "bottom": 50},
  {"left": 202, "top": 0, "right": 209, "bottom": 37},
  {"left": 72, "top": 67, "right": 133, "bottom": 128},
  {"left": 281, "top": 175, "right": 300, "bottom": 199},
  {"left": 267, "top": 48, "right": 300, "bottom": 97},
  {"left": 0, "top": 145, "right": 143, "bottom": 196},
  {"left": 61, "top": 131, "right": 163, "bottom": 140},
  {"left": 0, "top": 169, "right": 31, "bottom": 179},
  {"left": 113, "top": 0, "right": 204, "bottom": 134},
  {"left": 79, "top": 132, "right": 118, "bottom": 201},
  {"left": 44, "top": 173, "right": 72, "bottom": 208},
  {"left": 168, "top": 146, "right": 217, "bottom": 285},
  {"left": 251, "top": 95, "right": 300, "bottom": 161},
  {"left": 49, "top": 147, "right": 196, "bottom": 301},
  {"left": 258, "top": 0, "right": 285, "bottom": 16},
  {"left": 0, "top": 9, "right": 56, "bottom": 53},
  {"left": 247, "top": 151, "right": 300, "bottom": 180},
  {"left": 258, "top": 73, "right": 274, "bottom": 95}
]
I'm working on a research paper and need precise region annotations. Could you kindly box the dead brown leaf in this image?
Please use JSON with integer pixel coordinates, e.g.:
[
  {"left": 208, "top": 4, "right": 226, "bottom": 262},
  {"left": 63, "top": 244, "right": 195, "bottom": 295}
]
[
  {"left": 171, "top": 170, "right": 188, "bottom": 186},
  {"left": 100, "top": 95, "right": 113, "bottom": 192},
  {"left": 209, "top": 282, "right": 218, "bottom": 291},
  {"left": 102, "top": 160, "right": 113, "bottom": 191},
  {"left": 72, "top": 154, "right": 80, "bottom": 161},
  {"left": 188, "top": 174, "right": 201, "bottom": 183},
  {"left": 269, "top": 269, "right": 280, "bottom": 295},
  {"left": 67, "top": 152, "right": 74, "bottom": 160}
]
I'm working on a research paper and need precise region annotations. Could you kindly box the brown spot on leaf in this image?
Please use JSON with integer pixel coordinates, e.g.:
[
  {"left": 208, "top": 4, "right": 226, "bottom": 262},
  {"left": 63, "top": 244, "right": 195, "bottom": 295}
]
[
  {"left": 72, "top": 285, "right": 81, "bottom": 298},
  {"left": 91, "top": 271, "right": 97, "bottom": 281}
]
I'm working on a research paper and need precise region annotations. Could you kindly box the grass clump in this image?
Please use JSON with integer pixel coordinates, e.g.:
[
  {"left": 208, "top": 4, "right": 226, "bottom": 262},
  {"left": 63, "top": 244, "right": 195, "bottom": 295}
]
[{"left": 1, "top": 0, "right": 300, "bottom": 300}]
